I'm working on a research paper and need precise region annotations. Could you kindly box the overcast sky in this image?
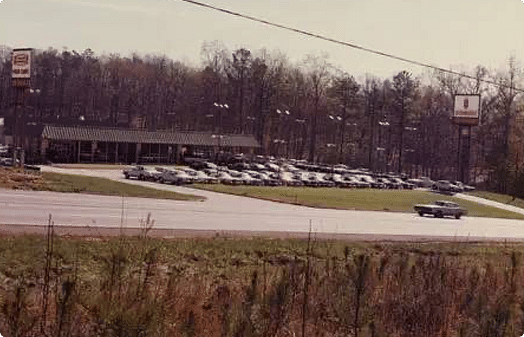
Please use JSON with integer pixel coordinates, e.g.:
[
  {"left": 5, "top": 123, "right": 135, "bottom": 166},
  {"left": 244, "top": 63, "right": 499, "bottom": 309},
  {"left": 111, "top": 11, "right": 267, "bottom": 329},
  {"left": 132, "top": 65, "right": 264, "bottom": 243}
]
[{"left": 0, "top": 0, "right": 523, "bottom": 80}]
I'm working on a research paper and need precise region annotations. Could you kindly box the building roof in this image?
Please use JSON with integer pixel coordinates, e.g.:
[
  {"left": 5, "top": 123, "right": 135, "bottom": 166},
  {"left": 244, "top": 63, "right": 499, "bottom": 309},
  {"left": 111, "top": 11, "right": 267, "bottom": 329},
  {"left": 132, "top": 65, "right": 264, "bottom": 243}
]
[{"left": 42, "top": 125, "right": 260, "bottom": 148}]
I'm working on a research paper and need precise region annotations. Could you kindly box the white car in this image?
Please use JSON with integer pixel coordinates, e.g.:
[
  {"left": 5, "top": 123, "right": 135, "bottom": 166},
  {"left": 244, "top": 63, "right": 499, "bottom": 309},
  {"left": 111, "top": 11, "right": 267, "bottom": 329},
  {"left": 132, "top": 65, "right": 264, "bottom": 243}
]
[
  {"left": 280, "top": 171, "right": 304, "bottom": 186},
  {"left": 240, "top": 172, "right": 263, "bottom": 185},
  {"left": 195, "top": 170, "right": 218, "bottom": 183},
  {"left": 217, "top": 172, "right": 243, "bottom": 185}
]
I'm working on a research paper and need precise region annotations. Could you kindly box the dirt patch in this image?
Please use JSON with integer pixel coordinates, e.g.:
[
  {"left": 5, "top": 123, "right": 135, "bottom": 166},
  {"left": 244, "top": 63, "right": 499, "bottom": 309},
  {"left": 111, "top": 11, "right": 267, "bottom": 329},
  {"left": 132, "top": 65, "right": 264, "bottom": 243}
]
[{"left": 0, "top": 167, "right": 46, "bottom": 190}]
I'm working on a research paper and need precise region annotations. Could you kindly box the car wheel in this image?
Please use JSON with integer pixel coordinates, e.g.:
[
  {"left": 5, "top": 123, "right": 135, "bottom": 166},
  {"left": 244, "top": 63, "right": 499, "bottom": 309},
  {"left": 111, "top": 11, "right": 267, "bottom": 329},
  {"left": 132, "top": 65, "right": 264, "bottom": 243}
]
[
  {"left": 418, "top": 211, "right": 424, "bottom": 217},
  {"left": 455, "top": 214, "right": 461, "bottom": 219},
  {"left": 124, "top": 174, "right": 129, "bottom": 179},
  {"left": 435, "top": 211, "right": 443, "bottom": 218}
]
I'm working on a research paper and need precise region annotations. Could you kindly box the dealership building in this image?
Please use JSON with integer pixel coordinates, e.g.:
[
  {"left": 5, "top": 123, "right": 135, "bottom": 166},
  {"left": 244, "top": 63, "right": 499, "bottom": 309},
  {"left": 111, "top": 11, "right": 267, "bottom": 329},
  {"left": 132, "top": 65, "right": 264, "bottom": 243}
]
[{"left": 18, "top": 125, "right": 260, "bottom": 164}]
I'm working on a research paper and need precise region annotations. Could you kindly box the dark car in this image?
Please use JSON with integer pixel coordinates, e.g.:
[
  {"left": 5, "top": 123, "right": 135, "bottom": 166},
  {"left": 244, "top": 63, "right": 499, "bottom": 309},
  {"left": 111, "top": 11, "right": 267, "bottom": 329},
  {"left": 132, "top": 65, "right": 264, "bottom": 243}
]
[
  {"left": 414, "top": 200, "right": 467, "bottom": 219},
  {"left": 123, "top": 165, "right": 153, "bottom": 180}
]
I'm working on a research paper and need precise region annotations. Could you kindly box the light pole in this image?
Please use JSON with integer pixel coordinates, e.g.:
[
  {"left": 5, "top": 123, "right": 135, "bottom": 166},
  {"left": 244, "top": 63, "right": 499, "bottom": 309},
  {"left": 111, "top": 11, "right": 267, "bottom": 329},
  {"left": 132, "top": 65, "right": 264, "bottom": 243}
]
[
  {"left": 376, "top": 147, "right": 386, "bottom": 173},
  {"left": 404, "top": 126, "right": 417, "bottom": 176},
  {"left": 274, "top": 109, "right": 291, "bottom": 157},
  {"left": 328, "top": 115, "right": 343, "bottom": 163},
  {"left": 246, "top": 116, "right": 256, "bottom": 135},
  {"left": 378, "top": 120, "right": 390, "bottom": 172},
  {"left": 213, "top": 102, "right": 229, "bottom": 134},
  {"left": 273, "top": 139, "right": 286, "bottom": 158},
  {"left": 294, "top": 118, "right": 306, "bottom": 160}
]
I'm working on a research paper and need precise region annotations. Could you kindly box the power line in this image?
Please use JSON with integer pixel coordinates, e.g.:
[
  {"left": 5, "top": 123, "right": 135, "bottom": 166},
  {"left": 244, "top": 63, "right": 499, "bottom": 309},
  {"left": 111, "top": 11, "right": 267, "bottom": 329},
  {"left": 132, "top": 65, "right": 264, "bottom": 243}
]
[{"left": 178, "top": 0, "right": 524, "bottom": 94}]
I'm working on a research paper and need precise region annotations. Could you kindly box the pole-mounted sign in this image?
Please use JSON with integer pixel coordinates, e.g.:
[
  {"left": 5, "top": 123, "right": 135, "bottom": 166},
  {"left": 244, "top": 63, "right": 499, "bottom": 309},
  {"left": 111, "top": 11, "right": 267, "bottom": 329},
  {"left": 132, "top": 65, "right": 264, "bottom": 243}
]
[
  {"left": 453, "top": 94, "right": 480, "bottom": 184},
  {"left": 11, "top": 48, "right": 32, "bottom": 87},
  {"left": 453, "top": 94, "right": 480, "bottom": 126}
]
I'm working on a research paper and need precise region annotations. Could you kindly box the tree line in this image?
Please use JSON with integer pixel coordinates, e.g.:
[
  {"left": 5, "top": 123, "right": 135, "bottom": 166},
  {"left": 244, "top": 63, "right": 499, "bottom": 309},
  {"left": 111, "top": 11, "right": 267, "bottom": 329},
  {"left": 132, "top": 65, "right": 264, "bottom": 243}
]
[{"left": 0, "top": 43, "right": 523, "bottom": 193}]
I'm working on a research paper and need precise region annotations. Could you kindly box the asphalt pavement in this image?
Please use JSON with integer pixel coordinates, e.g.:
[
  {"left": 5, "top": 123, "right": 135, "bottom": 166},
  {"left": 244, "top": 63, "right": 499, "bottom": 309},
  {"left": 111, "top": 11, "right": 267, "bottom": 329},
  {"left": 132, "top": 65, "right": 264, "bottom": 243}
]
[{"left": 0, "top": 165, "right": 523, "bottom": 241}]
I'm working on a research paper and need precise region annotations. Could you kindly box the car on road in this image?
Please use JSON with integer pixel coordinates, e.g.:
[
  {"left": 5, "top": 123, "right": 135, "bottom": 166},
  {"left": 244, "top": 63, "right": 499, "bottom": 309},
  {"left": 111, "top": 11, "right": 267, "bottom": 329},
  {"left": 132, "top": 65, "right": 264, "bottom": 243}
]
[{"left": 413, "top": 200, "right": 467, "bottom": 219}]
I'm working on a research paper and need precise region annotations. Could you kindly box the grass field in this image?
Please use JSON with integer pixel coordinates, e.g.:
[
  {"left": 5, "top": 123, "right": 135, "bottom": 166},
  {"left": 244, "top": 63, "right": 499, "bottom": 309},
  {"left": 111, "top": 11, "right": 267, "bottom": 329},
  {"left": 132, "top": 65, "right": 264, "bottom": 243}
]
[
  {"left": 40, "top": 172, "right": 204, "bottom": 201},
  {"left": 193, "top": 184, "right": 524, "bottom": 219},
  {"left": 3, "top": 234, "right": 524, "bottom": 336},
  {"left": 467, "top": 190, "right": 524, "bottom": 209}
]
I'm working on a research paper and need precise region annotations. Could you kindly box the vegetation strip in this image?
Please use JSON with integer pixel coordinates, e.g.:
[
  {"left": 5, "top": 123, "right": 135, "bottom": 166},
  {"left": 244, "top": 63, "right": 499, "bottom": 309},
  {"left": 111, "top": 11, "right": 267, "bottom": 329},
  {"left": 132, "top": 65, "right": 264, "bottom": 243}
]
[
  {"left": 467, "top": 190, "right": 524, "bottom": 210},
  {"left": 0, "top": 168, "right": 203, "bottom": 201},
  {"left": 41, "top": 172, "right": 204, "bottom": 201},
  {"left": 192, "top": 184, "right": 524, "bottom": 219},
  {"left": 3, "top": 234, "right": 524, "bottom": 335}
]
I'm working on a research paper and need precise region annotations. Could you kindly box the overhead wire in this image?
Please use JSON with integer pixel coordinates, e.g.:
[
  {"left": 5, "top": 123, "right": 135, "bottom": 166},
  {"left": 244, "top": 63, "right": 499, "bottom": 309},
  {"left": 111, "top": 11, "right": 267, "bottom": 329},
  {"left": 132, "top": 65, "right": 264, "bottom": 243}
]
[{"left": 178, "top": 0, "right": 524, "bottom": 94}]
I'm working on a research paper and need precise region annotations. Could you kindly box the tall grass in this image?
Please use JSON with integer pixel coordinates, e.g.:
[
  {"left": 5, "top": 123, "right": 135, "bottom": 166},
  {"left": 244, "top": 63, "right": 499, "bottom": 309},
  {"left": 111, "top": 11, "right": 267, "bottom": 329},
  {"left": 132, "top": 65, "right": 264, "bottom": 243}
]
[{"left": 3, "top": 234, "right": 524, "bottom": 336}]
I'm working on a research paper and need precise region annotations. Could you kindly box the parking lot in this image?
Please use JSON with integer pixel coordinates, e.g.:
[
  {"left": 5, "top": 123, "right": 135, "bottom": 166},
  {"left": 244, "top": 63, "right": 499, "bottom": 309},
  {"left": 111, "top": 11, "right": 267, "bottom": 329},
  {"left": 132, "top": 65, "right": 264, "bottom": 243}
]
[{"left": 121, "top": 157, "right": 441, "bottom": 191}]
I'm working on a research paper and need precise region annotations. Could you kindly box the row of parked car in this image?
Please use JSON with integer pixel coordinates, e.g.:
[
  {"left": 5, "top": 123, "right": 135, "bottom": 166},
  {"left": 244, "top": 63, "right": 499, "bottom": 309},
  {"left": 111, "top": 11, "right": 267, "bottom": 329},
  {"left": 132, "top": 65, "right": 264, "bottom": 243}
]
[
  {"left": 123, "top": 161, "right": 445, "bottom": 190},
  {"left": 123, "top": 157, "right": 475, "bottom": 192}
]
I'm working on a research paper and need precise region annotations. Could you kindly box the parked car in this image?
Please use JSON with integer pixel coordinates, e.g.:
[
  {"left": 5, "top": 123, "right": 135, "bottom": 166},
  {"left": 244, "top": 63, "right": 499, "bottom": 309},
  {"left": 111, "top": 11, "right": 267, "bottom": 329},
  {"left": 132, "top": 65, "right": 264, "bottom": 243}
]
[
  {"left": 159, "top": 169, "right": 193, "bottom": 185},
  {"left": 217, "top": 171, "right": 243, "bottom": 185},
  {"left": 0, "top": 157, "right": 19, "bottom": 167},
  {"left": 195, "top": 170, "right": 218, "bottom": 184},
  {"left": 375, "top": 177, "right": 401, "bottom": 189},
  {"left": 293, "top": 171, "right": 319, "bottom": 187},
  {"left": 418, "top": 177, "right": 436, "bottom": 188},
  {"left": 432, "top": 180, "right": 462, "bottom": 194},
  {"left": 390, "top": 177, "right": 415, "bottom": 189},
  {"left": 149, "top": 167, "right": 167, "bottom": 181},
  {"left": 256, "top": 171, "right": 282, "bottom": 186},
  {"left": 250, "top": 163, "right": 267, "bottom": 171},
  {"left": 357, "top": 175, "right": 385, "bottom": 189},
  {"left": 452, "top": 181, "right": 475, "bottom": 192},
  {"left": 413, "top": 200, "right": 467, "bottom": 219},
  {"left": 183, "top": 168, "right": 206, "bottom": 183},
  {"left": 239, "top": 172, "right": 264, "bottom": 185},
  {"left": 324, "top": 173, "right": 353, "bottom": 188},
  {"left": 344, "top": 175, "right": 371, "bottom": 188},
  {"left": 315, "top": 173, "right": 336, "bottom": 187},
  {"left": 280, "top": 171, "right": 304, "bottom": 186},
  {"left": 123, "top": 166, "right": 153, "bottom": 180},
  {"left": 230, "top": 162, "right": 251, "bottom": 171},
  {"left": 265, "top": 162, "right": 281, "bottom": 172}
]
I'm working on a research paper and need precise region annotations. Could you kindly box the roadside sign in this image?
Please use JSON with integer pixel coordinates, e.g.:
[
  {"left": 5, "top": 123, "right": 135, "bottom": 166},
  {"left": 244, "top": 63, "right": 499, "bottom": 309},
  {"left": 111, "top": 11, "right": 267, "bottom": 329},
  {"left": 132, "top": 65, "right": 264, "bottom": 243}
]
[
  {"left": 11, "top": 48, "right": 32, "bottom": 82},
  {"left": 453, "top": 94, "right": 480, "bottom": 126}
]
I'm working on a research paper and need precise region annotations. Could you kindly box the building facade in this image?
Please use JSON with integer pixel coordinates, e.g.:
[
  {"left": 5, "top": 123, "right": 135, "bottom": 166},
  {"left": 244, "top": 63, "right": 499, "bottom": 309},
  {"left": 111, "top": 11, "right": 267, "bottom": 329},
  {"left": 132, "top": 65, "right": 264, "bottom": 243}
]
[{"left": 35, "top": 125, "right": 260, "bottom": 164}]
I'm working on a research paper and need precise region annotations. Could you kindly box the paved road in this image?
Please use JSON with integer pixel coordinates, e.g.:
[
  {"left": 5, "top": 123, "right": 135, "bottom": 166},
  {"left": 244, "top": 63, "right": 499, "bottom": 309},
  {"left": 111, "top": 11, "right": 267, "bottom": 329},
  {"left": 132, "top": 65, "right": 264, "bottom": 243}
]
[{"left": 0, "top": 166, "right": 523, "bottom": 240}]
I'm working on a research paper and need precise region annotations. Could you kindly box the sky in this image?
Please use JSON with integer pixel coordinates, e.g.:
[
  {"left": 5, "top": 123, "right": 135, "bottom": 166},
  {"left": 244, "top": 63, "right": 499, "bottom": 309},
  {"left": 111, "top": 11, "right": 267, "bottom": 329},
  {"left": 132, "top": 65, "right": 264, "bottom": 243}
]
[{"left": 0, "top": 0, "right": 523, "bottom": 80}]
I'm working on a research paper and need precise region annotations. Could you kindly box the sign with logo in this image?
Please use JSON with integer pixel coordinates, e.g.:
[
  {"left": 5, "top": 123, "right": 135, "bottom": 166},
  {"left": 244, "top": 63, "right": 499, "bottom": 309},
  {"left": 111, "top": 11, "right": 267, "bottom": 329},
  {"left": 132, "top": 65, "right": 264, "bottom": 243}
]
[
  {"left": 453, "top": 94, "right": 480, "bottom": 126},
  {"left": 11, "top": 49, "right": 32, "bottom": 80}
]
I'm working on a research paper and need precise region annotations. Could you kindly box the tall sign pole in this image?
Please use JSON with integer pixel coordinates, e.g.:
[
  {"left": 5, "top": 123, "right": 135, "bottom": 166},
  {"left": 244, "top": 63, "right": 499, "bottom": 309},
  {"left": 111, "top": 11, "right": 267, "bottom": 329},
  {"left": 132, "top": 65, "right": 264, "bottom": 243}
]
[
  {"left": 453, "top": 94, "right": 480, "bottom": 184},
  {"left": 11, "top": 48, "right": 33, "bottom": 167}
]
